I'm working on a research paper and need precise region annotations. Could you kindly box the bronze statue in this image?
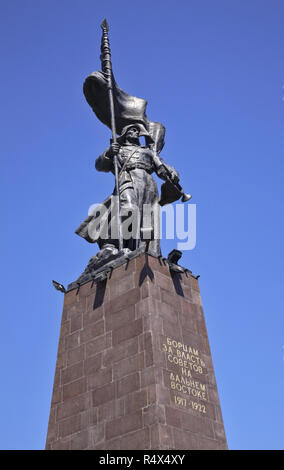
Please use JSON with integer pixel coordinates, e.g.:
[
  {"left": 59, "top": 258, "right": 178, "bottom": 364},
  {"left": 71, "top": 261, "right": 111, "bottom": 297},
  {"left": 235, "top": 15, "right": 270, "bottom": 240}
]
[{"left": 75, "top": 20, "right": 191, "bottom": 276}]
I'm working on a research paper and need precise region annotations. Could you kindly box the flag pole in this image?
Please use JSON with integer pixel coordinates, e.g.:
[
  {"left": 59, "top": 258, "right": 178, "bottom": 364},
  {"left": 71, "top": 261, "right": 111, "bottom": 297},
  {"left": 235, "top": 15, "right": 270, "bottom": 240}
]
[{"left": 100, "top": 19, "right": 123, "bottom": 252}]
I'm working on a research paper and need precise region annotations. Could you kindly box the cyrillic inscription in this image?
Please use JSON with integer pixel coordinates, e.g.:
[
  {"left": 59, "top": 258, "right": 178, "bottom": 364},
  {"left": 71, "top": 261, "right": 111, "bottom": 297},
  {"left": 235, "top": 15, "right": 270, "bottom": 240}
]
[{"left": 162, "top": 336, "right": 208, "bottom": 414}]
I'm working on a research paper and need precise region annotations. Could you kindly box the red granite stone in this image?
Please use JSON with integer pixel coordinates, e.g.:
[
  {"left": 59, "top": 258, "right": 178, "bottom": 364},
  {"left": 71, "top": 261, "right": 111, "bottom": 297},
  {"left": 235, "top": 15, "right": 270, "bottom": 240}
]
[
  {"left": 124, "top": 389, "right": 148, "bottom": 414},
  {"left": 71, "top": 429, "right": 90, "bottom": 450},
  {"left": 112, "top": 318, "right": 143, "bottom": 346},
  {"left": 58, "top": 414, "right": 82, "bottom": 439},
  {"left": 97, "top": 398, "right": 124, "bottom": 422},
  {"left": 62, "top": 377, "right": 87, "bottom": 401},
  {"left": 92, "top": 382, "right": 115, "bottom": 406},
  {"left": 87, "top": 367, "right": 112, "bottom": 390},
  {"left": 113, "top": 352, "right": 144, "bottom": 380},
  {"left": 83, "top": 305, "right": 104, "bottom": 327},
  {"left": 105, "top": 287, "right": 140, "bottom": 313},
  {"left": 70, "top": 313, "right": 83, "bottom": 333},
  {"left": 80, "top": 319, "right": 105, "bottom": 344},
  {"left": 105, "top": 411, "right": 143, "bottom": 440},
  {"left": 84, "top": 353, "right": 102, "bottom": 376},
  {"left": 56, "top": 393, "right": 90, "bottom": 421},
  {"left": 46, "top": 253, "right": 227, "bottom": 450},
  {"left": 102, "top": 336, "right": 139, "bottom": 366},
  {"left": 105, "top": 305, "right": 135, "bottom": 332},
  {"left": 120, "top": 427, "right": 150, "bottom": 450},
  {"left": 67, "top": 345, "right": 85, "bottom": 366},
  {"left": 61, "top": 361, "right": 84, "bottom": 385},
  {"left": 116, "top": 372, "right": 140, "bottom": 398}
]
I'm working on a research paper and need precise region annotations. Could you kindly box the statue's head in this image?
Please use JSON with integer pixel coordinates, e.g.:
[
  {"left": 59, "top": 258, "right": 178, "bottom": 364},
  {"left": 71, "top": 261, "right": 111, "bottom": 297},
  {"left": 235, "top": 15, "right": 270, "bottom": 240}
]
[
  {"left": 118, "top": 123, "right": 154, "bottom": 146},
  {"left": 125, "top": 125, "right": 140, "bottom": 142}
]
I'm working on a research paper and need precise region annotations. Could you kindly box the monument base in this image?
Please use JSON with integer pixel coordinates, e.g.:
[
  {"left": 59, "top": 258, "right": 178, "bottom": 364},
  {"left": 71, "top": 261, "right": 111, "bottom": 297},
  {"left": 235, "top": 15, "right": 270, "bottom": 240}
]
[{"left": 46, "top": 253, "right": 227, "bottom": 450}]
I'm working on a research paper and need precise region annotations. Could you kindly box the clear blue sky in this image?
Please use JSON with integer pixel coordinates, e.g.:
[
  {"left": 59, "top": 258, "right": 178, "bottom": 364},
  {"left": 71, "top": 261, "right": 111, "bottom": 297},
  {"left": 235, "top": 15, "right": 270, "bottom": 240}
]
[{"left": 0, "top": 0, "right": 283, "bottom": 450}]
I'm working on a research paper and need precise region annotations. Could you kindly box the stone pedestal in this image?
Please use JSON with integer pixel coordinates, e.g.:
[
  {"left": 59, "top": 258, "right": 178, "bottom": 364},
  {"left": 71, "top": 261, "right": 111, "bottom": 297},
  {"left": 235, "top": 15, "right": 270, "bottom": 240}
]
[{"left": 45, "top": 253, "right": 227, "bottom": 450}]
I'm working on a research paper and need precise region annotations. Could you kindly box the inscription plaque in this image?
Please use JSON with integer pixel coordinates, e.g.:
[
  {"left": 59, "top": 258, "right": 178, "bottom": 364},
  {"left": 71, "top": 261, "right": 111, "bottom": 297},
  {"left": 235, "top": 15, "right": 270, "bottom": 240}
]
[{"left": 162, "top": 337, "right": 209, "bottom": 414}]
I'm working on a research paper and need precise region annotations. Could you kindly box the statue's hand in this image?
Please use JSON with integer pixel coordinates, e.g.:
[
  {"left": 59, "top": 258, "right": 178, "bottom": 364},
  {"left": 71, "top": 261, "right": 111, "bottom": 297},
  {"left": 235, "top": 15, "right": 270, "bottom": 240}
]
[
  {"left": 157, "top": 163, "right": 180, "bottom": 184},
  {"left": 170, "top": 170, "right": 179, "bottom": 185},
  {"left": 107, "top": 142, "right": 121, "bottom": 158},
  {"left": 157, "top": 166, "right": 169, "bottom": 180}
]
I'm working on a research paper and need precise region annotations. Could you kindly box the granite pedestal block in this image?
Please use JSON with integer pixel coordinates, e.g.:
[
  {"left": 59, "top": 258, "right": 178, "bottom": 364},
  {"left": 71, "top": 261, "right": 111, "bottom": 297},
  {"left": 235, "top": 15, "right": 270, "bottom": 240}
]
[{"left": 45, "top": 253, "right": 227, "bottom": 450}]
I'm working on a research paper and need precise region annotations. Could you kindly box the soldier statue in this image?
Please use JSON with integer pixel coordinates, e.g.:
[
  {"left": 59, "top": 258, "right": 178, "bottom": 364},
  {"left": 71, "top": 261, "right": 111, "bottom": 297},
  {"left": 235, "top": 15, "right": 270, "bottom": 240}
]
[
  {"left": 75, "top": 20, "right": 190, "bottom": 273},
  {"left": 95, "top": 123, "right": 179, "bottom": 256}
]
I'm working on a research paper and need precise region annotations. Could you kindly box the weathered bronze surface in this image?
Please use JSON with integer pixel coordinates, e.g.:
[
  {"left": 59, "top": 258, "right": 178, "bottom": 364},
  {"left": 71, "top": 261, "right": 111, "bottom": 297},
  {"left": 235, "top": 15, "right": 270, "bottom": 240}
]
[{"left": 75, "top": 20, "right": 191, "bottom": 280}]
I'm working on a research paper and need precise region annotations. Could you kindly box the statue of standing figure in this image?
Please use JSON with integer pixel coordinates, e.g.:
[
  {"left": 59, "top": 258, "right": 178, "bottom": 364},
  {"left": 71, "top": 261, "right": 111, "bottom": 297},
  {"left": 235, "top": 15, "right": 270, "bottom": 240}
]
[
  {"left": 96, "top": 123, "right": 180, "bottom": 255},
  {"left": 75, "top": 20, "right": 191, "bottom": 272}
]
